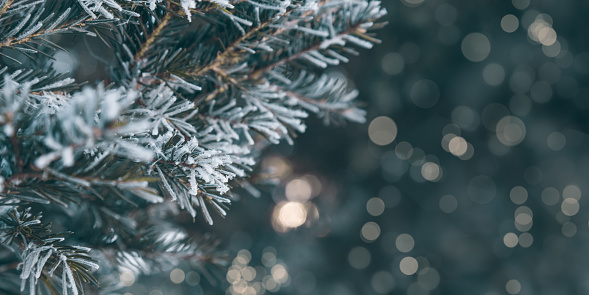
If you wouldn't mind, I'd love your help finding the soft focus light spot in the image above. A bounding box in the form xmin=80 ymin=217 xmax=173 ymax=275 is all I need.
xmin=410 ymin=79 xmax=440 ymax=108
xmin=120 ymin=271 xmax=135 ymax=287
xmin=263 ymin=276 xmax=280 ymax=292
xmin=417 ymin=268 xmax=440 ymax=290
xmin=452 ymin=106 xmax=480 ymax=130
xmin=262 ymin=156 xmax=292 ymax=180
xmin=546 ymin=132 xmax=566 ymax=151
xmin=510 ymin=186 xmax=528 ymax=205
xmin=448 ymin=136 xmax=468 ymax=156
xmin=515 ymin=212 xmax=532 ymax=225
xmin=467 ymin=175 xmax=497 ymax=204
xmin=461 ymin=33 xmax=491 ymax=62
xmin=368 ymin=116 xmax=397 ymax=146
xmin=563 ymin=185 xmax=581 ymax=200
xmin=227 ymin=268 xmax=241 ymax=284
xmin=399 ymin=257 xmax=419 ymax=275
xmin=349 ymin=247 xmax=371 ymax=269
xmin=170 ymin=268 xmax=185 ymax=284
xmin=237 ymin=249 xmax=252 ymax=264
xmin=285 ymin=178 xmax=313 ymax=202
xmin=542 ymin=187 xmax=560 ymax=206
xmin=458 ymin=143 xmax=475 ymax=160
xmin=272 ymin=202 xmax=307 ymax=232
xmin=396 ymin=234 xmax=415 ymax=253
xmin=496 ymin=116 xmax=526 ymax=146
xmin=501 ymin=14 xmax=519 ymax=33
xmin=371 ymin=271 xmax=395 ymax=294
xmin=395 ymin=141 xmax=414 ymax=160
xmin=361 ymin=222 xmax=381 ymax=241
xmin=528 ymin=16 xmax=556 ymax=47
xmin=514 ymin=206 xmax=534 ymax=232
xmin=271 ymin=264 xmax=288 ymax=284
xmin=483 ymin=63 xmax=506 ymax=86
xmin=401 ymin=0 xmax=425 ymax=7
xmin=518 ymin=232 xmax=533 ymax=248
xmin=510 ymin=70 xmax=534 ymax=93
xmin=561 ymin=198 xmax=579 ymax=216
xmin=302 ymin=174 xmax=322 ymax=198
xmin=504 ymin=232 xmax=519 ymax=248
xmin=538 ymin=27 xmax=557 ymax=46
xmin=186 ymin=271 xmax=201 ymax=286
xmin=149 ymin=290 xmax=163 ymax=295
xmin=512 ymin=0 xmax=529 ymax=9
xmin=506 ymin=279 xmax=522 ymax=294
xmin=421 ymin=162 xmax=442 ymax=182
xmin=262 ymin=251 xmax=277 ymax=267
xmin=562 ymin=222 xmax=577 ymax=237
xmin=441 ymin=133 xmax=456 ymax=152
xmin=408 ymin=148 xmax=426 ymax=166
xmin=543 ymin=41 xmax=561 ymax=57
xmin=242 ymin=266 xmax=256 ymax=282
xmin=366 ymin=197 xmax=385 ymax=216
xmin=382 ymin=52 xmax=405 ymax=75
xmin=439 ymin=195 xmax=457 ymax=213
xmin=278 ymin=202 xmax=307 ymax=227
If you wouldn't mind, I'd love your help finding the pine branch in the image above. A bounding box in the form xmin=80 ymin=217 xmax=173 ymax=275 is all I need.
xmin=0 ymin=1 xmax=387 ymax=293
xmin=0 ymin=207 xmax=99 ymax=295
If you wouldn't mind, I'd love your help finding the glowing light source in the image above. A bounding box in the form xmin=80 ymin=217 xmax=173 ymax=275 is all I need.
xmin=366 ymin=197 xmax=385 ymax=216
xmin=448 ymin=136 xmax=468 ymax=156
xmin=461 ymin=33 xmax=491 ymax=62
xmin=170 ymin=268 xmax=185 ymax=284
xmin=421 ymin=162 xmax=442 ymax=182
xmin=399 ymin=257 xmax=419 ymax=275
xmin=272 ymin=202 xmax=307 ymax=232
xmin=361 ymin=222 xmax=381 ymax=241
xmin=285 ymin=178 xmax=313 ymax=202
xmin=483 ymin=63 xmax=506 ymax=86
xmin=368 ymin=116 xmax=398 ymax=146
xmin=506 ymin=279 xmax=522 ymax=294
xmin=348 ymin=247 xmax=371 ymax=269
xmin=439 ymin=195 xmax=457 ymax=213
xmin=541 ymin=187 xmax=560 ymax=205
xmin=501 ymin=14 xmax=519 ymax=33
xmin=510 ymin=186 xmax=528 ymax=205
xmin=120 ymin=271 xmax=135 ymax=287
xmin=503 ymin=232 xmax=518 ymax=248
xmin=271 ymin=264 xmax=289 ymax=284
xmin=496 ymin=116 xmax=526 ymax=146
xmin=396 ymin=234 xmax=415 ymax=253
xmin=561 ymin=198 xmax=579 ymax=216
xmin=563 ymin=184 xmax=581 ymax=200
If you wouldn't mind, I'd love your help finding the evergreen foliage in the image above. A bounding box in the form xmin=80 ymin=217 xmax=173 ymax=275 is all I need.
xmin=0 ymin=0 xmax=386 ymax=293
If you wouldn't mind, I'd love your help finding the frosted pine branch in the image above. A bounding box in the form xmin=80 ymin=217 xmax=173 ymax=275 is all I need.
xmin=0 ymin=0 xmax=385 ymax=293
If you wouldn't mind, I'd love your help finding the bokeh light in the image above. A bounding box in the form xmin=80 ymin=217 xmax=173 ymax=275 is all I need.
xmin=461 ymin=33 xmax=491 ymax=62
xmin=368 ymin=116 xmax=398 ymax=145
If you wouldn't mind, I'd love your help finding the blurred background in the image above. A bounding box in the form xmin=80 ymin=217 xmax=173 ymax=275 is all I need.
xmin=52 ymin=0 xmax=589 ymax=294
xmin=210 ymin=0 xmax=589 ymax=294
